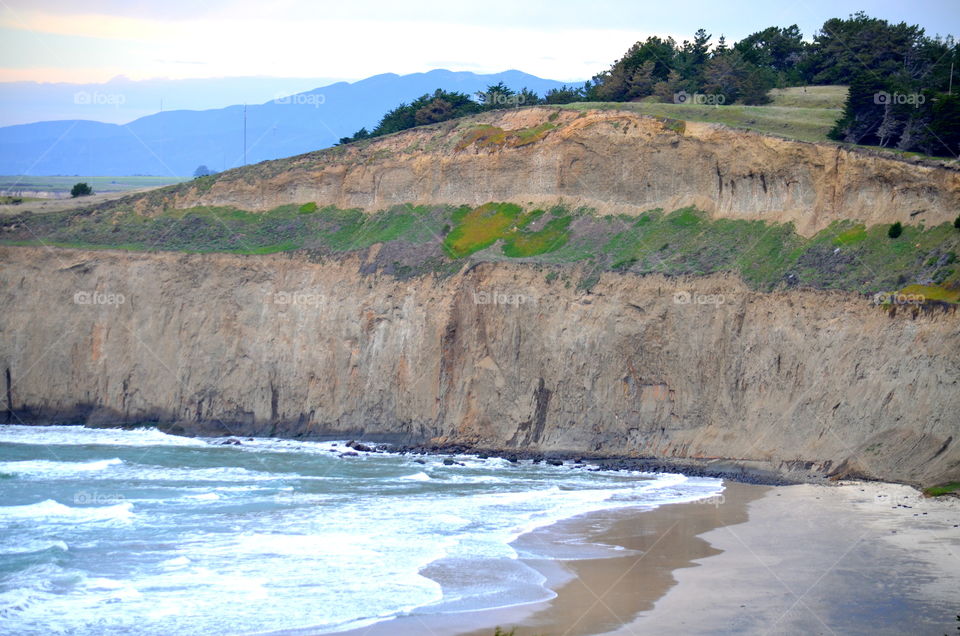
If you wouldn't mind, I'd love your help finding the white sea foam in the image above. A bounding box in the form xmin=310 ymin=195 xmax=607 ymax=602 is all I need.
xmin=446 ymin=474 xmax=507 ymax=484
xmin=0 ymin=425 xmax=206 ymax=447
xmin=0 ymin=426 xmax=725 ymax=635
xmin=185 ymin=492 xmax=220 ymax=501
xmin=13 ymin=461 xmax=300 ymax=484
xmin=0 ymin=538 xmax=68 ymax=555
xmin=430 ymin=514 xmax=471 ymax=527
xmin=0 ymin=499 xmax=134 ymax=523
xmin=159 ymin=556 xmax=191 ymax=568
xmin=399 ymin=471 xmax=431 ymax=481
xmin=0 ymin=458 xmax=124 ymax=477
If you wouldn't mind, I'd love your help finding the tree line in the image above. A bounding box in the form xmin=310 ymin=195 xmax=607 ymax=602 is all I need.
xmin=337 ymin=12 xmax=958 ymax=158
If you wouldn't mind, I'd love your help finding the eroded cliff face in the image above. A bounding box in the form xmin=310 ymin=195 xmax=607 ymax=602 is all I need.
xmin=2 ymin=246 xmax=957 ymax=485
xmin=144 ymin=108 xmax=960 ymax=236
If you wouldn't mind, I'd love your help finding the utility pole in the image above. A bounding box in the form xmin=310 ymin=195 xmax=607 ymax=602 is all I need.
xmin=243 ymin=104 xmax=247 ymax=166
xmin=950 ymin=62 xmax=954 ymax=95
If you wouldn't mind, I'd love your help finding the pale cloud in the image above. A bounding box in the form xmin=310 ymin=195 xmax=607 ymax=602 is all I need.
xmin=0 ymin=6 xmax=655 ymax=82
xmin=1 ymin=10 xmax=170 ymax=40
xmin=2 ymin=0 xmax=956 ymax=84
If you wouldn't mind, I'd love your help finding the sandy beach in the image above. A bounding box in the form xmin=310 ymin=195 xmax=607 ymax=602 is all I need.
xmin=331 ymin=480 xmax=960 ymax=636
xmin=604 ymin=481 xmax=960 ymax=636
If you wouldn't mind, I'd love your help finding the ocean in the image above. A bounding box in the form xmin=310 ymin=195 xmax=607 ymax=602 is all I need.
xmin=0 ymin=425 xmax=723 ymax=634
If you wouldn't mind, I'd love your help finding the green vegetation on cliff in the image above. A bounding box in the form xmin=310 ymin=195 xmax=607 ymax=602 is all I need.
xmin=442 ymin=202 xmax=571 ymax=258
xmin=3 ymin=201 xmax=959 ymax=301
xmin=923 ymin=482 xmax=960 ymax=497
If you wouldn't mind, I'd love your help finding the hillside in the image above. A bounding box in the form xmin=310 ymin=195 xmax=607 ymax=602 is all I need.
xmin=0 ymin=70 xmax=572 ymax=176
xmin=1 ymin=106 xmax=958 ymax=487
xmin=5 ymin=106 xmax=958 ymax=296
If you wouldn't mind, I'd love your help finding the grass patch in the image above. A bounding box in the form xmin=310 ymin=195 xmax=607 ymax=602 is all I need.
xmin=3 ymin=199 xmax=959 ymax=294
xmin=444 ymin=203 xmax=574 ymax=258
xmin=512 ymin=122 xmax=556 ymax=147
xmin=834 ymin=225 xmax=867 ymax=245
xmin=443 ymin=202 xmax=524 ymax=257
xmin=767 ymin=86 xmax=848 ymax=109
xmin=922 ymin=482 xmax=960 ymax=497
xmin=503 ymin=216 xmax=572 ymax=257
xmin=899 ymin=284 xmax=960 ymax=303
xmin=655 ymin=116 xmax=686 ymax=135
xmin=455 ymin=123 xmax=556 ymax=152
xmin=560 ymin=100 xmax=840 ymax=143
xmin=668 ymin=207 xmax=701 ymax=227
xmin=455 ymin=125 xmax=507 ymax=151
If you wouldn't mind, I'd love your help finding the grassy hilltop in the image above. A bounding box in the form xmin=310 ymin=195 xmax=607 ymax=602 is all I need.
xmin=561 ymin=86 xmax=847 ymax=144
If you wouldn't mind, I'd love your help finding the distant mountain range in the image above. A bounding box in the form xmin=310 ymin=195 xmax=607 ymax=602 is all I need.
xmin=0 ymin=76 xmax=344 ymax=127
xmin=0 ymin=70 xmax=573 ymax=176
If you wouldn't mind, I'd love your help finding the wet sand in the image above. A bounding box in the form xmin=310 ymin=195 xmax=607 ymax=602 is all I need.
xmin=331 ymin=480 xmax=960 ymax=636
xmin=334 ymin=481 xmax=767 ymax=636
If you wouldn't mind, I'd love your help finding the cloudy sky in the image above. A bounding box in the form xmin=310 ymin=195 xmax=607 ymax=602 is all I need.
xmin=1 ymin=0 xmax=957 ymax=84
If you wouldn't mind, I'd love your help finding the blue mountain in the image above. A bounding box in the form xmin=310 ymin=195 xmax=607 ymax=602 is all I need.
xmin=0 ymin=70 xmax=575 ymax=176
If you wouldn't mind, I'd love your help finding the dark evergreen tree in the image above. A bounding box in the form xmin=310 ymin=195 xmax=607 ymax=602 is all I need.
xmin=544 ymin=85 xmax=585 ymax=104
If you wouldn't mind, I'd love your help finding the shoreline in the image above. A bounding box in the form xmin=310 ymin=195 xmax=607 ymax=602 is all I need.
xmin=328 ymin=480 xmax=960 ymax=636
xmin=5 ymin=424 xmax=958 ymax=634
xmin=322 ymin=481 xmax=768 ymax=636
xmin=390 ymin=442 xmax=803 ymax=486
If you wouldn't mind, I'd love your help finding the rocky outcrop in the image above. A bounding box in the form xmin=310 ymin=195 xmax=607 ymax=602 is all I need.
xmin=1 ymin=246 xmax=957 ymax=486
xmin=141 ymin=108 xmax=960 ymax=236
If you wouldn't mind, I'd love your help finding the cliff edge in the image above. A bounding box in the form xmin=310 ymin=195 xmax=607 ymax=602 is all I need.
xmin=1 ymin=107 xmax=958 ymax=487
xmin=129 ymin=107 xmax=960 ymax=236
xmin=1 ymin=246 xmax=957 ymax=486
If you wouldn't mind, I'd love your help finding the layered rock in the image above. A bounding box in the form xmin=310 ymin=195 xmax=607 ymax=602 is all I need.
xmin=140 ymin=108 xmax=960 ymax=236
xmin=2 ymin=246 xmax=957 ymax=486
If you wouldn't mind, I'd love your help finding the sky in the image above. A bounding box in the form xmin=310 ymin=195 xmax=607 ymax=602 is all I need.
xmin=0 ymin=0 xmax=958 ymax=85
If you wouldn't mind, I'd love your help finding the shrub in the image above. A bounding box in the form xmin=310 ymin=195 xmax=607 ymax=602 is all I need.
xmin=887 ymin=222 xmax=903 ymax=239
xmin=70 ymin=182 xmax=92 ymax=197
